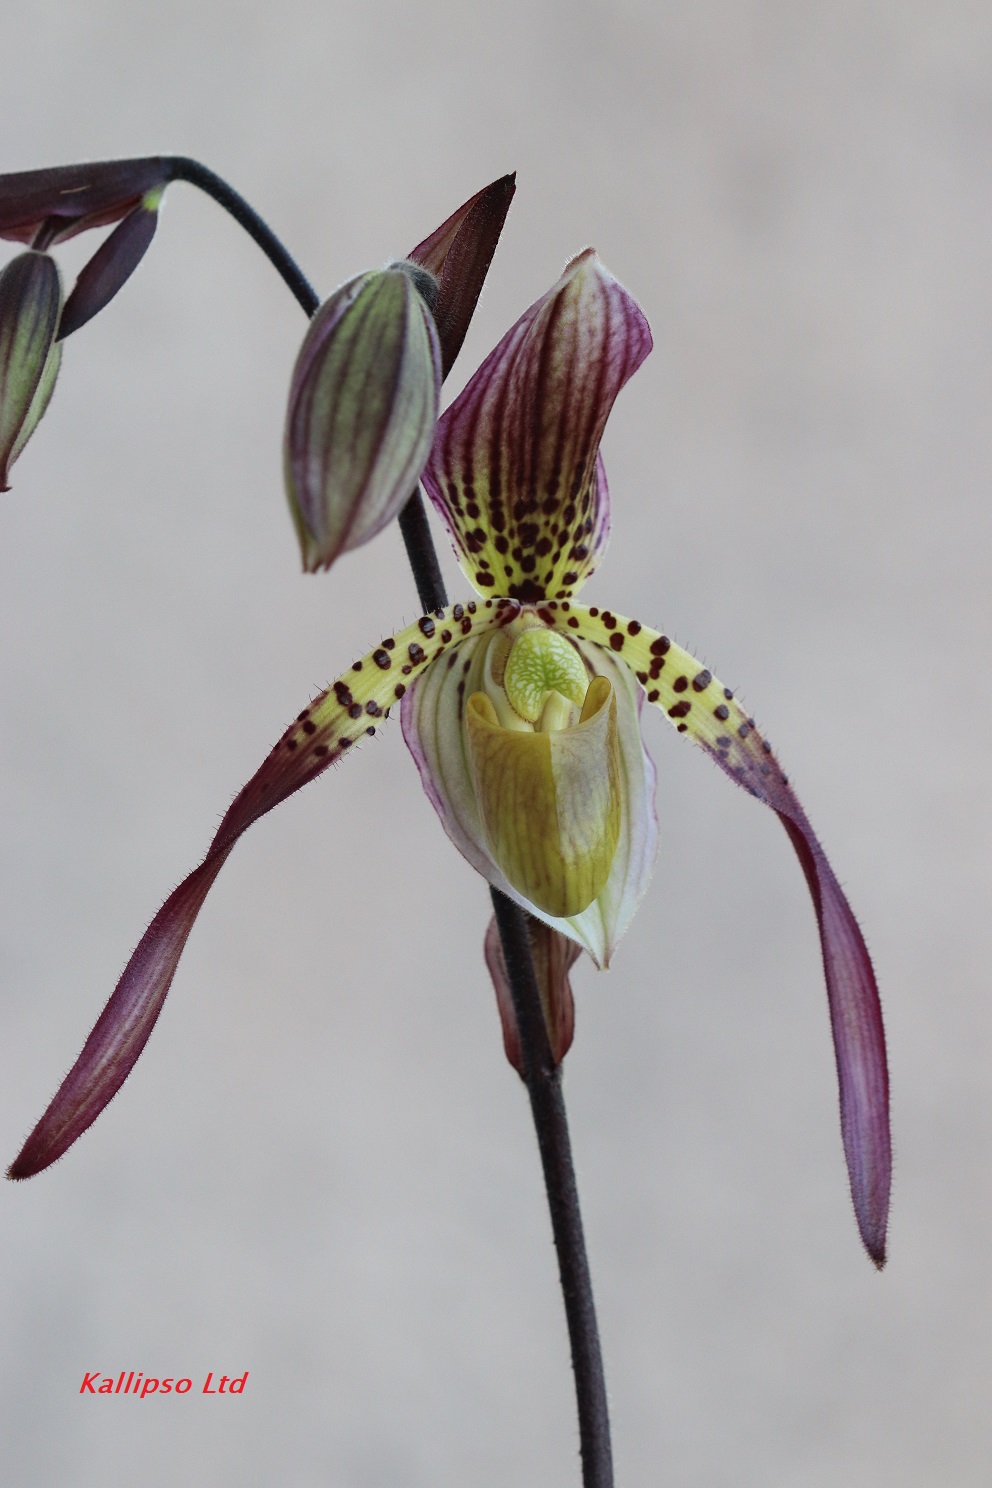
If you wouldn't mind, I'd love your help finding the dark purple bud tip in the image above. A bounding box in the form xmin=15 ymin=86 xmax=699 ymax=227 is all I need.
xmin=0 ymin=157 xmax=169 ymax=246
xmin=409 ymin=173 xmax=516 ymax=378
xmin=58 ymin=195 xmax=160 ymax=339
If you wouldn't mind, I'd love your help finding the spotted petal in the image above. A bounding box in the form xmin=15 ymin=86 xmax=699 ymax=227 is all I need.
xmin=8 ymin=600 xmax=520 ymax=1178
xmin=421 ymin=251 xmax=652 ymax=604
xmin=565 ymin=601 xmax=891 ymax=1266
xmin=401 ymin=609 xmax=658 ymax=967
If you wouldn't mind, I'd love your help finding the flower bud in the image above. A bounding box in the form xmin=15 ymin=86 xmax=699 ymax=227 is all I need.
xmin=0 ymin=251 xmax=62 ymax=491
xmin=283 ymin=264 xmax=441 ymax=572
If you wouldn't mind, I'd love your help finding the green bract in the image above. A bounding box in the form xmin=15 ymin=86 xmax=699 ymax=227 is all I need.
xmin=0 ymin=252 xmax=62 ymax=491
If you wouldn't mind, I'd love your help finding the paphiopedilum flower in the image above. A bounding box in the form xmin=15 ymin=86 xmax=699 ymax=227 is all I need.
xmin=0 ymin=158 xmax=168 ymax=483
xmin=9 ymin=249 xmax=890 ymax=1268
xmin=0 ymin=158 xmax=167 ymax=338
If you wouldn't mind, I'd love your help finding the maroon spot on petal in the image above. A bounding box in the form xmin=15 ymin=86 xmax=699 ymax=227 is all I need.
xmin=394 ymin=683 xmax=406 ymax=699
xmin=647 ymin=689 xmax=659 ymax=702
xmin=302 ymin=720 xmax=317 ymax=735
xmin=419 ymin=617 xmax=436 ymax=637
xmin=673 ymin=676 xmax=689 ymax=693
xmin=668 ymin=700 xmax=691 ymax=719
xmin=609 ymin=633 xmax=624 ymax=652
xmin=373 ymin=649 xmax=391 ymax=670
xmin=692 ymin=669 xmax=712 ymax=693
xmin=650 ymin=636 xmax=671 ymax=657
xmin=408 ymin=642 xmax=426 ymax=665
xmin=507 ymin=578 xmax=545 ymax=603
xmin=601 ymin=612 xmax=616 ymax=630
xmin=714 ymin=703 xmax=730 ymax=721
xmin=627 ymin=620 xmax=642 ymax=636
xmin=348 ymin=704 xmax=362 ymax=719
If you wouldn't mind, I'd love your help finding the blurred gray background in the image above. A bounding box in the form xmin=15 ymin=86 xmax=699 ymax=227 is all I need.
xmin=1 ymin=1 xmax=989 ymax=1484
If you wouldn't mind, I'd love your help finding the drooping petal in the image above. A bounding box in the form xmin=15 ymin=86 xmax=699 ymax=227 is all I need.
xmin=8 ymin=600 xmax=520 ymax=1179
xmin=0 ymin=252 xmax=62 ymax=490
xmin=284 ymin=266 xmax=441 ymax=571
xmin=421 ymin=251 xmax=652 ymax=603
xmin=58 ymin=193 xmax=161 ymax=339
xmin=0 ymin=157 xmax=169 ymax=246
xmin=566 ymin=601 xmax=891 ymax=1266
xmin=484 ymin=914 xmax=579 ymax=1077
xmin=408 ymin=173 xmax=516 ymax=378
xmin=401 ymin=610 xmax=658 ymax=967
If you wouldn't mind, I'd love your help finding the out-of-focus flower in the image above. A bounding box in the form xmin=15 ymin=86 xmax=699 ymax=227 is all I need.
xmin=9 ymin=248 xmax=890 ymax=1271
xmin=0 ymin=158 xmax=169 ymax=486
xmin=0 ymin=158 xmax=168 ymax=338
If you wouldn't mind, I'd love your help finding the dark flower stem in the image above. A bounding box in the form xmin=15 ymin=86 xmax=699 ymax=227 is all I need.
xmin=489 ymin=889 xmax=614 ymax=1488
xmin=165 ymin=157 xmax=320 ymax=317
xmin=179 ymin=161 xmax=612 ymax=1487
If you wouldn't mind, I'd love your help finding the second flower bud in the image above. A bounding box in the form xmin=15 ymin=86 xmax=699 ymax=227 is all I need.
xmin=283 ymin=263 xmax=441 ymax=572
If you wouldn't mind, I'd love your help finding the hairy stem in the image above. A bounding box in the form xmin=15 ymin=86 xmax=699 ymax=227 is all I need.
xmin=165 ymin=157 xmax=320 ymax=316
xmin=490 ymin=890 xmax=613 ymax=1488
xmin=179 ymin=161 xmax=613 ymax=1483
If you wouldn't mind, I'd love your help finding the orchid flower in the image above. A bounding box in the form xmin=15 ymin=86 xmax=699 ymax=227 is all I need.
xmin=9 ymin=248 xmax=890 ymax=1267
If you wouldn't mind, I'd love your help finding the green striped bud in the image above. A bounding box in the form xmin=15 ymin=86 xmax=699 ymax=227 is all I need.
xmin=0 ymin=252 xmax=62 ymax=491
xmin=284 ymin=264 xmax=441 ymax=572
